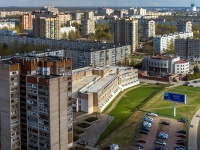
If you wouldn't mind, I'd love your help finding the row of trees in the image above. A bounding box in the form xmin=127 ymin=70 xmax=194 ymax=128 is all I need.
xmin=184 ymin=65 xmax=200 ymax=81
xmin=0 ymin=41 xmax=49 ymax=56
xmin=156 ymin=24 xmax=177 ymax=35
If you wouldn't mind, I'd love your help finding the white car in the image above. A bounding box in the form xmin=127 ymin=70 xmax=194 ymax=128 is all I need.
xmin=156 ymin=141 xmax=166 ymax=145
xmin=147 ymin=112 xmax=158 ymax=117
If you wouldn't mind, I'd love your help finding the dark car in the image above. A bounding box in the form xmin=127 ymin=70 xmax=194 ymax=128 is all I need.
xmin=177 ymin=130 xmax=186 ymax=134
xmin=179 ymin=118 xmax=188 ymax=123
xmin=77 ymin=140 xmax=87 ymax=146
xmin=176 ymin=142 xmax=186 ymax=146
xmin=161 ymin=121 xmax=170 ymax=125
xmin=141 ymin=127 xmax=150 ymax=132
xmin=177 ymin=134 xmax=186 ymax=138
xmin=177 ymin=139 xmax=187 ymax=143
xmin=155 ymin=146 xmax=166 ymax=150
xmin=175 ymin=146 xmax=185 ymax=150
xmin=134 ymin=144 xmax=143 ymax=149
xmin=136 ymin=140 xmax=146 ymax=143
xmin=139 ymin=130 xmax=148 ymax=134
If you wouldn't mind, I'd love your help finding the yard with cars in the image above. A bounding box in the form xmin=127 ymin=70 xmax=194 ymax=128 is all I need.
xmin=97 ymin=84 xmax=200 ymax=150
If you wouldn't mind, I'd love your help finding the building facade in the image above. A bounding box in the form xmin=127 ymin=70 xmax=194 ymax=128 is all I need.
xmin=153 ymin=32 xmax=193 ymax=54
xmin=142 ymin=55 xmax=189 ymax=76
xmin=33 ymin=16 xmax=61 ymax=40
xmin=175 ymin=38 xmax=200 ymax=61
xmin=113 ymin=18 xmax=138 ymax=52
xmin=19 ymin=14 xmax=35 ymax=33
xmin=65 ymin=45 xmax=131 ymax=69
xmin=81 ymin=12 xmax=95 ymax=35
xmin=0 ymin=56 xmax=73 ymax=150
xmin=140 ymin=19 xmax=155 ymax=41
xmin=176 ymin=21 xmax=192 ymax=33
xmin=72 ymin=66 xmax=139 ymax=113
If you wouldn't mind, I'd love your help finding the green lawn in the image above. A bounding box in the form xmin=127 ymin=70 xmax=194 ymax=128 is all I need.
xmin=98 ymin=84 xmax=161 ymax=142
xmin=142 ymin=86 xmax=200 ymax=120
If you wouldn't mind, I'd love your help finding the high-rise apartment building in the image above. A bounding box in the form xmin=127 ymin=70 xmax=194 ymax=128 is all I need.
xmin=81 ymin=12 xmax=95 ymax=35
xmin=32 ymin=6 xmax=61 ymax=40
xmin=140 ymin=20 xmax=155 ymax=41
xmin=176 ymin=21 xmax=192 ymax=33
xmin=113 ymin=18 xmax=138 ymax=52
xmin=0 ymin=56 xmax=73 ymax=150
xmin=0 ymin=63 xmax=21 ymax=150
xmin=33 ymin=16 xmax=61 ymax=40
xmin=19 ymin=14 xmax=35 ymax=33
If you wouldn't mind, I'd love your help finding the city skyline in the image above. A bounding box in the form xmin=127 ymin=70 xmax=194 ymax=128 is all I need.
xmin=0 ymin=0 xmax=199 ymax=7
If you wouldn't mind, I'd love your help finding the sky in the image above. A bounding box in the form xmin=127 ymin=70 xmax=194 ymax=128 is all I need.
xmin=0 ymin=0 xmax=199 ymax=7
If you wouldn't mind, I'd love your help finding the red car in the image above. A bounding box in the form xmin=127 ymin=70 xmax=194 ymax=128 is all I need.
xmin=136 ymin=140 xmax=146 ymax=143
xmin=176 ymin=142 xmax=186 ymax=146
xmin=177 ymin=134 xmax=186 ymax=138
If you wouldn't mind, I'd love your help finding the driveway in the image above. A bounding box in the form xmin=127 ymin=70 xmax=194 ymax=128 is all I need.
xmin=189 ymin=108 xmax=200 ymax=150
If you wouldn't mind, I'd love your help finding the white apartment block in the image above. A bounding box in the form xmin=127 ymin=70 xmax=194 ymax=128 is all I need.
xmin=153 ymin=32 xmax=193 ymax=54
xmin=72 ymin=66 xmax=139 ymax=113
xmin=128 ymin=8 xmax=147 ymax=16
xmin=140 ymin=19 xmax=155 ymax=41
xmin=142 ymin=55 xmax=189 ymax=76
xmin=81 ymin=11 xmax=95 ymax=35
xmin=0 ymin=22 xmax=15 ymax=30
xmin=175 ymin=38 xmax=200 ymax=61
xmin=97 ymin=7 xmax=114 ymax=15
xmin=60 ymin=26 xmax=76 ymax=39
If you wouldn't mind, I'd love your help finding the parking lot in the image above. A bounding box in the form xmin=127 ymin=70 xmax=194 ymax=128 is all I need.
xmin=134 ymin=115 xmax=187 ymax=150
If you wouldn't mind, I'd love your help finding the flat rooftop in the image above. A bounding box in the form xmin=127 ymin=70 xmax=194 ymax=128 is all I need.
xmin=80 ymin=74 xmax=117 ymax=93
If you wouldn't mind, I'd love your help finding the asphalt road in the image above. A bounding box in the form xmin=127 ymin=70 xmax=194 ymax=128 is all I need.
xmin=188 ymin=108 xmax=200 ymax=150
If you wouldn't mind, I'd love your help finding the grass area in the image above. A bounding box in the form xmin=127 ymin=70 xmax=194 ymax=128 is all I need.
xmin=142 ymin=86 xmax=200 ymax=120
xmin=98 ymin=84 xmax=161 ymax=143
xmin=198 ymin=122 xmax=200 ymax=150
xmin=73 ymin=135 xmax=80 ymax=142
xmin=77 ymin=122 xmax=91 ymax=128
xmin=74 ymin=128 xmax=85 ymax=135
xmin=85 ymin=117 xmax=98 ymax=122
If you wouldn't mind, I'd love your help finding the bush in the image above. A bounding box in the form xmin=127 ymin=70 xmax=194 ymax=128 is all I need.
xmin=73 ymin=135 xmax=79 ymax=142
xmin=77 ymin=122 xmax=91 ymax=128
xmin=85 ymin=117 xmax=98 ymax=122
xmin=74 ymin=128 xmax=85 ymax=135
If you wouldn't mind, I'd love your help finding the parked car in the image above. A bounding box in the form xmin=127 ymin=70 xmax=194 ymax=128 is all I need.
xmin=177 ymin=139 xmax=187 ymax=143
xmin=139 ymin=130 xmax=148 ymax=134
xmin=177 ymin=134 xmax=186 ymax=138
xmin=179 ymin=118 xmax=188 ymax=123
xmin=176 ymin=142 xmax=186 ymax=146
xmin=155 ymin=146 xmax=166 ymax=150
xmin=77 ymin=140 xmax=87 ymax=146
xmin=175 ymin=146 xmax=185 ymax=150
xmin=147 ymin=112 xmax=158 ymax=117
xmin=156 ymin=141 xmax=166 ymax=145
xmin=136 ymin=140 xmax=146 ymax=143
xmin=144 ymin=117 xmax=153 ymax=122
xmin=158 ymin=132 xmax=168 ymax=139
xmin=177 ymin=130 xmax=186 ymax=134
xmin=141 ymin=127 xmax=150 ymax=132
xmin=134 ymin=144 xmax=143 ymax=149
xmin=161 ymin=121 xmax=170 ymax=125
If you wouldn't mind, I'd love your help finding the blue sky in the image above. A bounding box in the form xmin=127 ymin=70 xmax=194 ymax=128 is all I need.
xmin=0 ymin=0 xmax=199 ymax=7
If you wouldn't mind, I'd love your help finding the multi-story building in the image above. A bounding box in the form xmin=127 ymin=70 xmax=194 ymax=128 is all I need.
xmin=72 ymin=66 xmax=139 ymax=113
xmin=0 ymin=62 xmax=21 ymax=150
xmin=0 ymin=21 xmax=15 ymax=30
xmin=113 ymin=18 xmax=138 ymax=52
xmin=65 ymin=45 xmax=131 ymax=69
xmin=58 ymin=14 xmax=72 ymax=26
xmin=97 ymin=7 xmax=113 ymax=15
xmin=19 ymin=14 xmax=35 ymax=33
xmin=128 ymin=7 xmax=146 ymax=16
xmin=153 ymin=32 xmax=193 ymax=54
xmin=81 ymin=12 xmax=95 ymax=35
xmin=33 ymin=16 xmax=61 ymax=40
xmin=175 ymin=38 xmax=200 ymax=61
xmin=142 ymin=55 xmax=189 ymax=76
xmin=0 ymin=56 xmax=73 ymax=150
xmin=140 ymin=19 xmax=155 ymax=41
xmin=176 ymin=21 xmax=192 ymax=33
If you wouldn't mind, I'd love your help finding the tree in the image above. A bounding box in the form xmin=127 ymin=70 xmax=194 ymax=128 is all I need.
xmin=71 ymin=22 xmax=81 ymax=32
xmin=62 ymin=32 xmax=67 ymax=40
xmin=68 ymin=30 xmax=81 ymax=41
xmin=193 ymin=65 xmax=200 ymax=74
xmin=165 ymin=41 xmax=174 ymax=54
